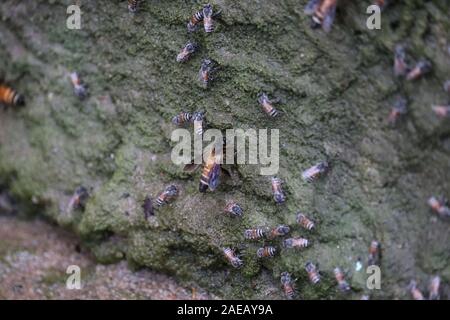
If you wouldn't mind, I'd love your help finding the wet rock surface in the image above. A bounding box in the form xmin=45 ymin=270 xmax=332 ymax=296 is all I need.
xmin=0 ymin=1 xmax=449 ymax=299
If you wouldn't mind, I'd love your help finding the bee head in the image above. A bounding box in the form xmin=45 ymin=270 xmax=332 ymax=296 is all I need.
xmin=203 ymin=3 xmax=213 ymax=17
xmin=15 ymin=94 xmax=25 ymax=106
xmin=417 ymin=59 xmax=432 ymax=73
xmin=186 ymin=42 xmax=197 ymax=53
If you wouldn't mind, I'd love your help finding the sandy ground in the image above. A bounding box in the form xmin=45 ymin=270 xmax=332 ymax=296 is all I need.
xmin=0 ymin=214 xmax=213 ymax=300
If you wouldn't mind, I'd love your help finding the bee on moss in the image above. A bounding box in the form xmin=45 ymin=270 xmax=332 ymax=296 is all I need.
xmin=69 ymin=72 xmax=88 ymax=99
xmin=156 ymin=185 xmax=178 ymax=207
xmin=394 ymin=44 xmax=408 ymax=77
xmin=187 ymin=8 xmax=204 ymax=32
xmin=408 ymin=280 xmax=424 ymax=300
xmin=257 ymin=246 xmax=277 ymax=258
xmin=223 ymin=247 xmax=243 ymax=268
xmin=224 ymin=201 xmax=243 ymax=217
xmin=198 ymin=59 xmax=218 ymax=89
xmin=142 ymin=196 xmax=154 ymax=219
xmin=296 ymin=213 xmax=315 ymax=230
xmin=304 ymin=0 xmax=338 ymax=33
xmin=432 ymin=105 xmax=450 ymax=118
xmin=176 ymin=42 xmax=197 ymax=63
xmin=305 ymin=261 xmax=321 ymax=284
xmin=368 ymin=240 xmax=381 ymax=266
xmin=271 ymin=177 xmax=286 ymax=204
xmin=172 ymin=111 xmax=193 ymax=126
xmin=257 ymin=93 xmax=280 ymax=118
xmin=280 ymin=272 xmax=296 ymax=300
xmin=429 ymin=276 xmax=441 ymax=300
xmin=128 ymin=0 xmax=139 ymax=13
xmin=268 ymin=225 xmax=290 ymax=240
xmin=302 ymin=161 xmax=330 ymax=182
xmin=0 ymin=83 xmax=25 ymax=107
xmin=244 ymin=228 xmax=267 ymax=240
xmin=203 ymin=3 xmax=221 ymax=33
xmin=193 ymin=111 xmax=205 ymax=136
xmin=406 ymin=59 xmax=432 ymax=81
xmin=334 ymin=267 xmax=351 ymax=292
xmin=387 ymin=97 xmax=408 ymax=125
xmin=67 ymin=186 xmax=89 ymax=212
xmin=427 ymin=196 xmax=450 ymax=217
xmin=283 ymin=237 xmax=309 ymax=249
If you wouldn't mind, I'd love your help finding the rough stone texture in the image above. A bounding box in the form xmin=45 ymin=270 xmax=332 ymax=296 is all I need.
xmin=0 ymin=0 xmax=449 ymax=299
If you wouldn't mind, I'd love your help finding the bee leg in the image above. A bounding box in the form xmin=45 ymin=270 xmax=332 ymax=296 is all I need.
xmin=212 ymin=10 xmax=222 ymax=19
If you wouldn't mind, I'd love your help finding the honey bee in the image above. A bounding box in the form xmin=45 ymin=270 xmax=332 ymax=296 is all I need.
xmin=223 ymin=247 xmax=243 ymax=268
xmin=406 ymin=59 xmax=432 ymax=81
xmin=257 ymin=246 xmax=277 ymax=258
xmin=283 ymin=237 xmax=309 ymax=249
xmin=69 ymin=72 xmax=88 ymax=99
xmin=387 ymin=97 xmax=408 ymax=125
xmin=271 ymin=177 xmax=286 ymax=204
xmin=244 ymin=228 xmax=267 ymax=240
xmin=171 ymin=111 xmax=193 ymax=126
xmin=193 ymin=111 xmax=205 ymax=136
xmin=432 ymin=105 xmax=450 ymax=118
xmin=187 ymin=8 xmax=204 ymax=32
xmin=334 ymin=267 xmax=351 ymax=292
xmin=203 ymin=4 xmax=218 ymax=33
xmin=67 ymin=186 xmax=89 ymax=212
xmin=268 ymin=225 xmax=290 ymax=239
xmin=0 ymin=83 xmax=25 ymax=107
xmin=128 ymin=0 xmax=139 ymax=13
xmin=257 ymin=93 xmax=280 ymax=118
xmin=394 ymin=44 xmax=408 ymax=77
xmin=368 ymin=240 xmax=381 ymax=266
xmin=176 ymin=42 xmax=197 ymax=63
xmin=199 ymin=145 xmax=222 ymax=193
xmin=156 ymin=185 xmax=178 ymax=207
xmin=428 ymin=276 xmax=440 ymax=300
xmin=304 ymin=0 xmax=338 ymax=33
xmin=408 ymin=280 xmax=424 ymax=300
xmin=280 ymin=272 xmax=296 ymax=300
xmin=296 ymin=213 xmax=315 ymax=230
xmin=427 ymin=196 xmax=450 ymax=217
xmin=142 ymin=196 xmax=154 ymax=219
xmin=302 ymin=161 xmax=330 ymax=182
xmin=305 ymin=261 xmax=321 ymax=284
xmin=444 ymin=80 xmax=450 ymax=93
xmin=224 ymin=201 xmax=243 ymax=217
xmin=198 ymin=59 xmax=217 ymax=89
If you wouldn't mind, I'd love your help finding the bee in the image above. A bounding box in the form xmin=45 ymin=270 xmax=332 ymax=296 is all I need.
xmin=432 ymin=105 xmax=450 ymax=118
xmin=271 ymin=177 xmax=286 ymax=204
xmin=0 ymin=83 xmax=25 ymax=107
xmin=142 ymin=196 xmax=154 ymax=219
xmin=388 ymin=97 xmax=408 ymax=125
xmin=224 ymin=201 xmax=243 ymax=217
xmin=128 ymin=0 xmax=139 ymax=13
xmin=394 ymin=44 xmax=408 ymax=77
xmin=427 ymin=196 xmax=450 ymax=217
xmin=171 ymin=111 xmax=193 ymax=126
xmin=368 ymin=240 xmax=381 ymax=266
xmin=304 ymin=0 xmax=338 ymax=33
xmin=69 ymin=72 xmax=88 ymax=99
xmin=408 ymin=280 xmax=424 ymax=300
xmin=283 ymin=237 xmax=309 ymax=249
xmin=67 ymin=186 xmax=89 ymax=212
xmin=203 ymin=4 xmax=217 ymax=33
xmin=406 ymin=59 xmax=432 ymax=81
xmin=244 ymin=228 xmax=267 ymax=240
xmin=296 ymin=213 xmax=315 ymax=230
xmin=428 ymin=276 xmax=440 ymax=300
xmin=334 ymin=267 xmax=351 ymax=292
xmin=305 ymin=261 xmax=321 ymax=284
xmin=156 ymin=185 xmax=178 ymax=207
xmin=444 ymin=80 xmax=450 ymax=93
xmin=187 ymin=8 xmax=204 ymax=32
xmin=192 ymin=111 xmax=205 ymax=136
xmin=176 ymin=42 xmax=197 ymax=63
xmin=257 ymin=93 xmax=280 ymax=118
xmin=257 ymin=246 xmax=277 ymax=258
xmin=222 ymin=247 xmax=243 ymax=268
xmin=302 ymin=161 xmax=330 ymax=182
xmin=198 ymin=59 xmax=217 ymax=89
xmin=268 ymin=225 xmax=290 ymax=240
xmin=280 ymin=272 xmax=296 ymax=300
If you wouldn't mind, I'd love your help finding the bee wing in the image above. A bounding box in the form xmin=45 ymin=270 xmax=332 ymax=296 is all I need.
xmin=304 ymin=0 xmax=321 ymax=15
xmin=208 ymin=163 xmax=221 ymax=191
xmin=322 ymin=3 xmax=337 ymax=33
xmin=183 ymin=164 xmax=201 ymax=172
